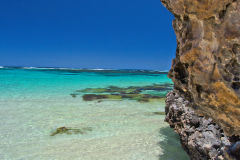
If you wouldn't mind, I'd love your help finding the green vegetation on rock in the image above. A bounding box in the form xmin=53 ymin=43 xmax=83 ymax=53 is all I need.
xmin=71 ymin=83 xmax=173 ymax=103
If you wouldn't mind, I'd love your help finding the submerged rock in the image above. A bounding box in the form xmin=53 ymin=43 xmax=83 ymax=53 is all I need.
xmin=82 ymin=94 xmax=109 ymax=101
xmin=50 ymin=126 xmax=92 ymax=136
xmin=82 ymin=93 xmax=164 ymax=102
xmin=79 ymin=88 xmax=108 ymax=93
xmin=77 ymin=84 xmax=171 ymax=103
xmin=152 ymin=111 xmax=165 ymax=115
xmin=82 ymin=94 xmax=123 ymax=101
xmin=70 ymin=93 xmax=78 ymax=98
xmin=77 ymin=84 xmax=173 ymax=95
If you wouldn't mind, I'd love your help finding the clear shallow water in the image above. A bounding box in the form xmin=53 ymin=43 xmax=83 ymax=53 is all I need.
xmin=0 ymin=68 xmax=189 ymax=160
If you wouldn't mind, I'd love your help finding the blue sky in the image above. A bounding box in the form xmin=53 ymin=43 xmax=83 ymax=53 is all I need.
xmin=0 ymin=0 xmax=175 ymax=70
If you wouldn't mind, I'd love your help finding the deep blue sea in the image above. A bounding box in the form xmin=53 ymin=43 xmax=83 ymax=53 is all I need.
xmin=0 ymin=67 xmax=189 ymax=160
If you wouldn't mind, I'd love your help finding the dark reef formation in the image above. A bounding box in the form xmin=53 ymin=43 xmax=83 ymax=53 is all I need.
xmin=70 ymin=84 xmax=173 ymax=103
xmin=160 ymin=0 xmax=240 ymax=159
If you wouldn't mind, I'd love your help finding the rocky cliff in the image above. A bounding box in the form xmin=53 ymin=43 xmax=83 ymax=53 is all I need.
xmin=160 ymin=0 xmax=240 ymax=159
xmin=166 ymin=91 xmax=235 ymax=159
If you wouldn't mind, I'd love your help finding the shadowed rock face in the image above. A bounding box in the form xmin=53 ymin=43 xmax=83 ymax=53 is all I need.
xmin=161 ymin=0 xmax=240 ymax=136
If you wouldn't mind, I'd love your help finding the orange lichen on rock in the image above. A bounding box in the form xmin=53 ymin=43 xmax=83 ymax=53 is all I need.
xmin=211 ymin=82 xmax=240 ymax=106
xmin=161 ymin=0 xmax=240 ymax=136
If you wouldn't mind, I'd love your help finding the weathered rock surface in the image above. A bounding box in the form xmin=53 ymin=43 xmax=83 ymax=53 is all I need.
xmin=166 ymin=91 xmax=232 ymax=159
xmin=160 ymin=0 xmax=240 ymax=159
xmin=161 ymin=0 xmax=240 ymax=137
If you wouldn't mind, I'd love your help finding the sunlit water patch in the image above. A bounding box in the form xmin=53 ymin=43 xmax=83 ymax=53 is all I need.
xmin=0 ymin=68 xmax=189 ymax=160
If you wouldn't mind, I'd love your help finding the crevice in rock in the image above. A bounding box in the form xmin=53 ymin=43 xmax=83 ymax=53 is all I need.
xmin=232 ymin=82 xmax=240 ymax=90
xmin=232 ymin=44 xmax=240 ymax=55
xmin=174 ymin=62 xmax=188 ymax=84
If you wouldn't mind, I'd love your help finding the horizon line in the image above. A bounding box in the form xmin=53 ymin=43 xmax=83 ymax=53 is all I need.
xmin=0 ymin=65 xmax=170 ymax=72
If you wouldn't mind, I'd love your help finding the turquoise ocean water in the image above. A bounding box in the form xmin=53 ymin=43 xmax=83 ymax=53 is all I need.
xmin=0 ymin=67 xmax=189 ymax=160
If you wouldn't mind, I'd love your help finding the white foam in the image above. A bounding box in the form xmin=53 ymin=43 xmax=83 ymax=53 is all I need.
xmin=23 ymin=67 xmax=37 ymax=69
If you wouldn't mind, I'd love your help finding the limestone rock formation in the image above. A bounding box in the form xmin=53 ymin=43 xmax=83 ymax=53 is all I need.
xmin=161 ymin=0 xmax=240 ymax=137
xmin=166 ymin=91 xmax=231 ymax=159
